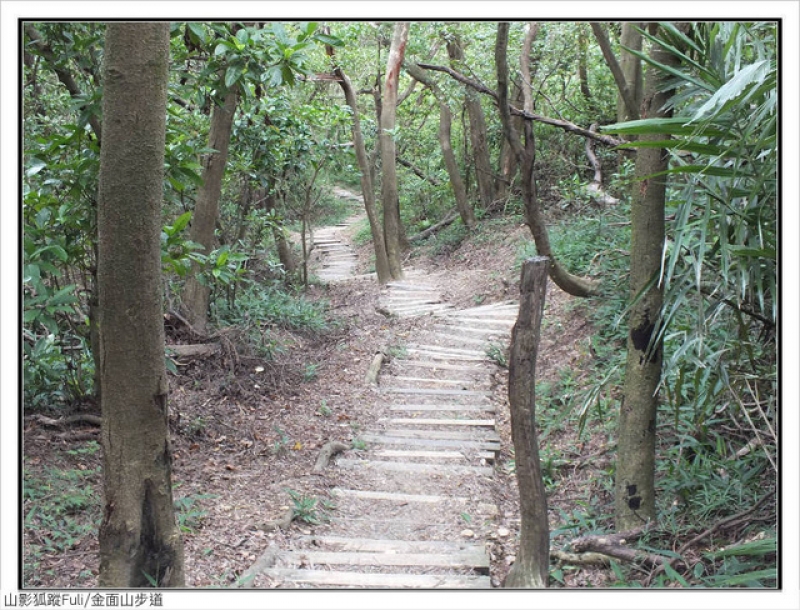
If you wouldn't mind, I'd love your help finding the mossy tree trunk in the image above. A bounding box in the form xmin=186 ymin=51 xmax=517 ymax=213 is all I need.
xmin=96 ymin=22 xmax=184 ymax=587
xmin=380 ymin=22 xmax=410 ymax=281
xmin=615 ymin=25 xmax=677 ymax=531
xmin=180 ymin=86 xmax=238 ymax=335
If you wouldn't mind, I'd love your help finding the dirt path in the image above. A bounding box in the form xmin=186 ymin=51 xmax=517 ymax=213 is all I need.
xmin=247 ymin=189 xmax=519 ymax=588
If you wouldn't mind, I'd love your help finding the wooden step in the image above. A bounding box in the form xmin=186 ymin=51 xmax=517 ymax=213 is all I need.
xmin=263 ymin=568 xmax=491 ymax=588
xmin=388 ymin=418 xmax=495 ymax=427
xmin=335 ymin=458 xmax=494 ymax=477
xmin=361 ymin=433 xmax=500 ymax=451
xmin=374 ymin=449 xmax=496 ymax=461
xmin=383 ymin=387 xmax=491 ymax=397
xmin=391 ymin=360 xmax=485 ymax=373
xmin=280 ymin=549 xmax=489 ymax=569
xmin=390 ymin=376 xmax=487 ymax=387
xmin=379 ymin=428 xmax=501 ymax=442
xmin=389 ymin=403 xmax=495 ymax=413
xmin=330 ymin=488 xmax=466 ymax=504
xmin=298 ymin=535 xmax=483 ymax=554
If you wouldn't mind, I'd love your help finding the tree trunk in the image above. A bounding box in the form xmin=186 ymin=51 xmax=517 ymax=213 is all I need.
xmin=380 ymin=22 xmax=410 ymax=281
xmin=405 ymin=62 xmax=475 ymax=230
xmin=446 ymin=28 xmax=495 ymax=210
xmin=617 ymin=22 xmax=644 ymax=122
xmin=495 ymin=22 xmax=599 ymax=298
xmin=263 ymin=190 xmax=298 ymax=276
xmin=615 ymin=25 xmax=676 ymax=531
xmin=504 ymin=256 xmax=550 ymax=588
xmin=96 ymin=22 xmax=184 ymax=587
xmin=330 ymin=61 xmax=391 ymax=284
xmin=181 ymin=87 xmax=238 ymax=335
xmin=578 ymin=24 xmax=592 ymax=103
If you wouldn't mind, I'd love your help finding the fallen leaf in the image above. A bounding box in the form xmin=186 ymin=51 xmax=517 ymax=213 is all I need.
xmin=292 ymin=442 xmax=303 ymax=450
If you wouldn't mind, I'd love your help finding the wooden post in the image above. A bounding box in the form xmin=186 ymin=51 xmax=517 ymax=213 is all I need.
xmin=504 ymin=256 xmax=550 ymax=588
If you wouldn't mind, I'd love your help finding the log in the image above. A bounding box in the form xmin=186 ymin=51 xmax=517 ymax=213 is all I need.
xmin=166 ymin=343 xmax=220 ymax=358
xmin=408 ymin=208 xmax=459 ymax=242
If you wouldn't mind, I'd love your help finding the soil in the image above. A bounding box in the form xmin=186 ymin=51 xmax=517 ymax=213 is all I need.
xmin=22 ymin=189 xmax=612 ymax=589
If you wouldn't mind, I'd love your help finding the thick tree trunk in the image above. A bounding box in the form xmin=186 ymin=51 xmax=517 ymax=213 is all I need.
xmin=495 ymin=22 xmax=598 ymax=298
xmin=615 ymin=26 xmax=676 ymax=531
xmin=380 ymin=22 xmax=410 ymax=281
xmin=504 ymin=256 xmax=550 ymax=588
xmin=326 ymin=29 xmax=392 ymax=285
xmin=181 ymin=87 xmax=238 ymax=334
xmin=446 ymin=28 xmax=495 ymax=210
xmin=96 ymin=23 xmax=184 ymax=587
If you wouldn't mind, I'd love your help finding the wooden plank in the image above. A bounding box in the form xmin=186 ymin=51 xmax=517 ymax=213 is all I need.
xmin=391 ymin=360 xmax=485 ymax=372
xmin=281 ymin=550 xmax=489 ymax=569
xmin=361 ymin=434 xmax=500 ymax=451
xmin=391 ymin=376 xmax=487 ymax=386
xmin=297 ymin=535 xmax=482 ymax=554
xmin=383 ymin=387 xmax=491 ymax=397
xmin=406 ymin=349 xmax=485 ymax=362
xmin=389 ymin=403 xmax=494 ymax=413
xmin=335 ymin=458 xmax=494 ymax=476
xmin=389 ymin=418 xmax=496 ymax=427
xmin=330 ymin=488 xmax=456 ymax=503
xmin=379 ymin=428 xmax=501 ymax=441
xmin=442 ymin=317 xmax=516 ymax=327
xmin=263 ymin=568 xmax=491 ymax=588
xmin=408 ymin=344 xmax=487 ymax=357
xmin=375 ymin=449 xmax=496 ymax=461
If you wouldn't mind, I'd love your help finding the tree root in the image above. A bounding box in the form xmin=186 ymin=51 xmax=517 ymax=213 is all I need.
xmin=365 ymin=350 xmax=386 ymax=385
xmin=235 ymin=543 xmax=279 ymax=588
xmin=256 ymin=506 xmax=295 ymax=532
xmin=313 ymin=440 xmax=350 ymax=473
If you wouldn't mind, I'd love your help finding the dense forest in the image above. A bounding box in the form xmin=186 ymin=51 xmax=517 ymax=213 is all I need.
xmin=20 ymin=21 xmax=777 ymax=592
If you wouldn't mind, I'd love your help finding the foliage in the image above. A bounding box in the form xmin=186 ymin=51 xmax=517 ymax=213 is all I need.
xmin=173 ymin=493 xmax=218 ymax=533
xmin=23 ymin=460 xmax=102 ymax=585
xmin=285 ymin=489 xmax=333 ymax=525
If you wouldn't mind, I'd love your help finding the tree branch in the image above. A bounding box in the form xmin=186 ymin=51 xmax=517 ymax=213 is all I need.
xmin=590 ymin=22 xmax=640 ymax=121
xmin=25 ymin=25 xmax=103 ymax=143
xmin=416 ymin=61 xmax=624 ymax=147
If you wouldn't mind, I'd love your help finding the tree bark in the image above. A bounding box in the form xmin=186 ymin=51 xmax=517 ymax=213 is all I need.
xmin=405 ymin=62 xmax=475 ymax=229
xmin=327 ymin=34 xmax=392 ymax=284
xmin=96 ymin=22 xmax=184 ymax=587
xmin=615 ymin=25 xmax=676 ymax=531
xmin=263 ymin=190 xmax=298 ymax=276
xmin=380 ymin=22 xmax=410 ymax=280
xmin=504 ymin=256 xmax=550 ymax=588
xmin=495 ymin=22 xmax=599 ymax=298
xmin=445 ymin=27 xmax=495 ymax=210
xmin=617 ymin=23 xmax=644 ymax=122
xmin=591 ymin=23 xmax=641 ymax=122
xmin=180 ymin=87 xmax=239 ymax=334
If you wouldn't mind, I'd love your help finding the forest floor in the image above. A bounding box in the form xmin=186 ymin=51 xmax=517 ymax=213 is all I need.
xmin=22 ymin=187 xmax=614 ymax=589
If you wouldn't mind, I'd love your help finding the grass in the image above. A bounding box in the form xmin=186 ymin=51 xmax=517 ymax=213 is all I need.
xmin=23 ymin=452 xmax=102 ymax=586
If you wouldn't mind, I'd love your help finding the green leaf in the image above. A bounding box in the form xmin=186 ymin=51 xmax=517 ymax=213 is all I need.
xmin=26 ymin=159 xmax=47 ymax=177
xmin=235 ymin=28 xmax=249 ymax=45
xmin=224 ymin=65 xmax=240 ymax=89
xmin=602 ymin=117 xmax=728 ymax=138
xmin=170 ymin=211 xmax=192 ymax=234
xmin=187 ymin=22 xmax=206 ymax=44
xmin=313 ymin=33 xmax=343 ymax=47
xmin=692 ymin=60 xmax=771 ymax=121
